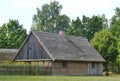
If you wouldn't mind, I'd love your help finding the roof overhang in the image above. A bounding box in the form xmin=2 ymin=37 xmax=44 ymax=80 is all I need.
xmin=14 ymin=59 xmax=52 ymax=62
xmin=54 ymin=59 xmax=106 ymax=63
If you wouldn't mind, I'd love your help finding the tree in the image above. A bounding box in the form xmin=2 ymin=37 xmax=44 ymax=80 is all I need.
xmin=91 ymin=30 xmax=118 ymax=62
xmin=0 ymin=24 xmax=7 ymax=48
xmin=110 ymin=7 xmax=120 ymax=26
xmin=0 ymin=19 xmax=27 ymax=49
xmin=67 ymin=15 xmax=108 ymax=41
xmin=67 ymin=17 xmax=83 ymax=36
xmin=32 ymin=1 xmax=70 ymax=33
xmin=110 ymin=7 xmax=120 ymax=64
xmin=117 ymin=41 xmax=120 ymax=73
xmin=91 ymin=29 xmax=118 ymax=75
xmin=110 ymin=7 xmax=120 ymax=38
xmin=110 ymin=21 xmax=120 ymax=38
xmin=86 ymin=15 xmax=108 ymax=41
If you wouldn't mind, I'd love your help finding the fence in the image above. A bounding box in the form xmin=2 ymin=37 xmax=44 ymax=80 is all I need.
xmin=108 ymin=63 xmax=119 ymax=74
xmin=1 ymin=64 xmax=119 ymax=75
xmin=0 ymin=65 xmax=88 ymax=75
xmin=0 ymin=65 xmax=52 ymax=75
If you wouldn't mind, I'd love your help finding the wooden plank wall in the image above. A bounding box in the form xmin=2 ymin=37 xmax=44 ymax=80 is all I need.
xmin=52 ymin=61 xmax=88 ymax=75
xmin=16 ymin=34 xmax=50 ymax=60
xmin=87 ymin=62 xmax=103 ymax=75
xmin=52 ymin=61 xmax=103 ymax=75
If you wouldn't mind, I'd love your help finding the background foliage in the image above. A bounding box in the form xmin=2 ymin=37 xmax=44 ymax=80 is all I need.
xmin=32 ymin=1 xmax=70 ymax=33
xmin=0 ymin=19 xmax=27 ymax=49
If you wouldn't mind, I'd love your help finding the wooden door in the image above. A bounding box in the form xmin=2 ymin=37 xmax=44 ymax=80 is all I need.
xmin=88 ymin=62 xmax=98 ymax=75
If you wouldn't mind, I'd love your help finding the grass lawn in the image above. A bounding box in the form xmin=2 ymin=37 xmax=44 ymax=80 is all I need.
xmin=0 ymin=76 xmax=120 ymax=81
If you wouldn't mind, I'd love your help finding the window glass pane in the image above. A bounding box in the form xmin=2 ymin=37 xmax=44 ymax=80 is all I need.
xmin=92 ymin=63 xmax=95 ymax=68
xmin=62 ymin=61 xmax=67 ymax=68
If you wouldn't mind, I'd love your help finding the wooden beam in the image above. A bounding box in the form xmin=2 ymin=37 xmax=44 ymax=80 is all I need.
xmin=15 ymin=59 xmax=51 ymax=62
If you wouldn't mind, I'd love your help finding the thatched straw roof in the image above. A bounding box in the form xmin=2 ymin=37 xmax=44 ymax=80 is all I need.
xmin=0 ymin=49 xmax=18 ymax=61
xmin=33 ymin=31 xmax=105 ymax=62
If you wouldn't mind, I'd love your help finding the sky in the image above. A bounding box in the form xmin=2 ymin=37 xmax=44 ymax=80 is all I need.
xmin=0 ymin=0 xmax=120 ymax=33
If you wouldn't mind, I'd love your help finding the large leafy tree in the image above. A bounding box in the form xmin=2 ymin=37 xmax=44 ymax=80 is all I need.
xmin=86 ymin=15 xmax=108 ymax=41
xmin=32 ymin=1 xmax=70 ymax=33
xmin=117 ymin=41 xmax=120 ymax=73
xmin=91 ymin=30 xmax=118 ymax=62
xmin=67 ymin=15 xmax=107 ymax=41
xmin=91 ymin=30 xmax=118 ymax=75
xmin=67 ymin=17 xmax=83 ymax=36
xmin=110 ymin=7 xmax=120 ymax=71
xmin=110 ymin=7 xmax=120 ymax=26
xmin=110 ymin=7 xmax=120 ymax=38
xmin=0 ymin=19 xmax=27 ymax=49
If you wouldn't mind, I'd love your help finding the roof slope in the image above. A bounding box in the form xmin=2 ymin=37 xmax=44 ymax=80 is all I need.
xmin=33 ymin=31 xmax=105 ymax=62
xmin=0 ymin=49 xmax=18 ymax=61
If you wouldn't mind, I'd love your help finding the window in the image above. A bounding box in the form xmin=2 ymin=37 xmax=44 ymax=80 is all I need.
xmin=29 ymin=47 xmax=32 ymax=50
xmin=92 ymin=63 xmax=95 ymax=68
xmin=62 ymin=61 xmax=67 ymax=68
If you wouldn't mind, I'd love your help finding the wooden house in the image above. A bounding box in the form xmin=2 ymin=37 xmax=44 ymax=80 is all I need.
xmin=13 ymin=31 xmax=105 ymax=75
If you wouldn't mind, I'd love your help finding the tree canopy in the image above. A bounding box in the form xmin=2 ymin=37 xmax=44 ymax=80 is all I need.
xmin=91 ymin=30 xmax=118 ymax=62
xmin=110 ymin=7 xmax=120 ymax=38
xmin=67 ymin=15 xmax=108 ymax=41
xmin=32 ymin=1 xmax=70 ymax=33
xmin=0 ymin=19 xmax=27 ymax=49
xmin=109 ymin=7 xmax=120 ymax=64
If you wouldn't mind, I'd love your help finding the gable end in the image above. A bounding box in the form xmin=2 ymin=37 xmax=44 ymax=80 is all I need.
xmin=13 ymin=31 xmax=52 ymax=61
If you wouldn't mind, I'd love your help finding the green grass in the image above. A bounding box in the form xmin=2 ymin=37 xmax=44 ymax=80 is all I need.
xmin=0 ymin=76 xmax=120 ymax=81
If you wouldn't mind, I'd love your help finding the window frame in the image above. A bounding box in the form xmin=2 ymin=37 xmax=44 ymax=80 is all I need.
xmin=92 ymin=63 xmax=95 ymax=68
xmin=62 ymin=61 xmax=67 ymax=68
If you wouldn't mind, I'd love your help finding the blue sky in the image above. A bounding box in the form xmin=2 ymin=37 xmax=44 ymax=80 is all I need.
xmin=0 ymin=0 xmax=120 ymax=33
